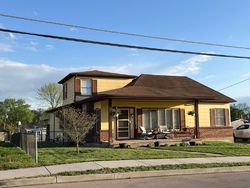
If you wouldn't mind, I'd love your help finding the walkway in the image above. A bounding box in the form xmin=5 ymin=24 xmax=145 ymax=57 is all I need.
xmin=1 ymin=156 xmax=250 ymax=180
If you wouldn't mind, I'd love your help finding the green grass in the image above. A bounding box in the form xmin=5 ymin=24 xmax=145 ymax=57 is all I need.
xmin=38 ymin=147 xmax=207 ymax=166
xmin=160 ymin=141 xmax=250 ymax=156
xmin=56 ymin=162 xmax=250 ymax=176
xmin=0 ymin=142 xmax=37 ymax=170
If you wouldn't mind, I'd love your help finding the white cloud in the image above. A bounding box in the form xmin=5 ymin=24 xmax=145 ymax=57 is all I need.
xmin=243 ymin=71 xmax=250 ymax=77
xmin=159 ymin=54 xmax=212 ymax=75
xmin=0 ymin=54 xmax=213 ymax=109
xmin=45 ymin=44 xmax=55 ymax=50
xmin=70 ymin=27 xmax=78 ymax=32
xmin=0 ymin=58 xmax=139 ymax=109
xmin=0 ymin=43 xmax=14 ymax=52
xmin=8 ymin=33 xmax=16 ymax=40
xmin=26 ymin=41 xmax=38 ymax=52
xmin=204 ymin=74 xmax=216 ymax=80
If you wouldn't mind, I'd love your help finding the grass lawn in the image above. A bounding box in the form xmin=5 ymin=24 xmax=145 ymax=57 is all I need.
xmin=160 ymin=141 xmax=250 ymax=156
xmin=38 ymin=146 xmax=207 ymax=166
xmin=56 ymin=162 xmax=250 ymax=176
xmin=0 ymin=142 xmax=36 ymax=170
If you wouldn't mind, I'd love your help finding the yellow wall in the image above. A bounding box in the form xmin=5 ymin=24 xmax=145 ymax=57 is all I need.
xmin=94 ymin=100 xmax=109 ymax=130
xmin=96 ymin=100 xmax=231 ymax=134
xmin=112 ymin=100 xmax=196 ymax=127
xmin=62 ymin=76 xmax=133 ymax=105
xmin=199 ymin=103 xmax=230 ymax=127
xmin=94 ymin=78 xmax=133 ymax=92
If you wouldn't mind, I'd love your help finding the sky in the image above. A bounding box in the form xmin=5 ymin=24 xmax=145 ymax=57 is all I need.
xmin=0 ymin=0 xmax=250 ymax=109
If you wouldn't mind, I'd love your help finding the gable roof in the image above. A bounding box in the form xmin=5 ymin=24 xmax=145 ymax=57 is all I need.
xmin=94 ymin=74 xmax=235 ymax=102
xmin=58 ymin=70 xmax=136 ymax=84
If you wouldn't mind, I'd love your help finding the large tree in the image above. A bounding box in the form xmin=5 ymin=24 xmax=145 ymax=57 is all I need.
xmin=0 ymin=98 xmax=34 ymax=133
xmin=56 ymin=107 xmax=96 ymax=153
xmin=37 ymin=83 xmax=62 ymax=109
xmin=231 ymin=103 xmax=250 ymax=121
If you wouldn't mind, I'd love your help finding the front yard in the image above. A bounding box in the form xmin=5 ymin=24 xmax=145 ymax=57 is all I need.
xmin=2 ymin=141 xmax=250 ymax=170
xmin=0 ymin=142 xmax=36 ymax=170
xmin=159 ymin=141 xmax=250 ymax=156
xmin=38 ymin=145 xmax=206 ymax=166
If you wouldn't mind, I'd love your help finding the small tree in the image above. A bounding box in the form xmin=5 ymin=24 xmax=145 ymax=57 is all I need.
xmin=37 ymin=83 xmax=62 ymax=109
xmin=56 ymin=107 xmax=96 ymax=153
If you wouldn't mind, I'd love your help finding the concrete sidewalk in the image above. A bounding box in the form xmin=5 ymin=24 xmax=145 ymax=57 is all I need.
xmin=1 ymin=156 xmax=250 ymax=180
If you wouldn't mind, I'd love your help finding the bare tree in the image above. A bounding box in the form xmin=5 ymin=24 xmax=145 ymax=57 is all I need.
xmin=56 ymin=107 xmax=96 ymax=153
xmin=37 ymin=83 xmax=62 ymax=109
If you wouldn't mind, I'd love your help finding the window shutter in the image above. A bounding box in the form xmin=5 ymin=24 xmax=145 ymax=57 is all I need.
xmin=180 ymin=109 xmax=186 ymax=130
xmin=137 ymin=109 xmax=142 ymax=127
xmin=92 ymin=80 xmax=97 ymax=95
xmin=210 ymin=109 xmax=216 ymax=127
xmin=225 ymin=109 xmax=230 ymax=126
xmin=75 ymin=79 xmax=81 ymax=95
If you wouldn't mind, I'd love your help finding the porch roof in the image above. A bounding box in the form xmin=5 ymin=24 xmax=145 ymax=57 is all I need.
xmin=87 ymin=74 xmax=235 ymax=103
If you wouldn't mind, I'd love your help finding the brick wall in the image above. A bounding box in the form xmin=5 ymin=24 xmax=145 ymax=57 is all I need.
xmin=199 ymin=127 xmax=233 ymax=139
xmin=100 ymin=130 xmax=109 ymax=142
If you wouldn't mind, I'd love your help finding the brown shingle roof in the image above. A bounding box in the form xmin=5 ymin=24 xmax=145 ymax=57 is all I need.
xmin=58 ymin=70 xmax=136 ymax=84
xmin=96 ymin=74 xmax=235 ymax=102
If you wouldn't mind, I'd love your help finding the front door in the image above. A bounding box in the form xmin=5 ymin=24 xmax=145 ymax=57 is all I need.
xmin=117 ymin=109 xmax=130 ymax=139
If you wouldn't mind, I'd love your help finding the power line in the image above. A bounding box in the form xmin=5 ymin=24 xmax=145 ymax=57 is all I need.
xmin=219 ymin=77 xmax=250 ymax=91
xmin=1 ymin=28 xmax=250 ymax=60
xmin=1 ymin=12 xmax=250 ymax=50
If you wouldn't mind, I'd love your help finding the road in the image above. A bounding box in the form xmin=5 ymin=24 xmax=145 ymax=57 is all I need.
xmin=24 ymin=172 xmax=250 ymax=188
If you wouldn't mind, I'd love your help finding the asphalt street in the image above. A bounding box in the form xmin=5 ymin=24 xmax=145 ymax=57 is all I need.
xmin=23 ymin=171 xmax=250 ymax=188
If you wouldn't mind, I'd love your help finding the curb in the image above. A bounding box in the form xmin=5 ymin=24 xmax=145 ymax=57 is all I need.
xmin=1 ymin=166 xmax=250 ymax=187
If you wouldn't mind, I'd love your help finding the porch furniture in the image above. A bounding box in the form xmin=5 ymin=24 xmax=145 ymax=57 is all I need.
xmin=139 ymin=126 xmax=154 ymax=139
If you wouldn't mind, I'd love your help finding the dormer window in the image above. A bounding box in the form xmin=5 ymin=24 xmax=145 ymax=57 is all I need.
xmin=81 ymin=80 xmax=92 ymax=95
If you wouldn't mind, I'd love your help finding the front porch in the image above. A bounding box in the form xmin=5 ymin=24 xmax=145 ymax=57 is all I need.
xmin=98 ymin=99 xmax=201 ymax=143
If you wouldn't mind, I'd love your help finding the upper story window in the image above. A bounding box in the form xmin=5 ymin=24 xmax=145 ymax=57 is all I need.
xmin=63 ymin=83 xmax=67 ymax=100
xmin=81 ymin=80 xmax=92 ymax=95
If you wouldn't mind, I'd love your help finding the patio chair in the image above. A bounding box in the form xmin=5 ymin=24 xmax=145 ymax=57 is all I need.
xmin=159 ymin=126 xmax=170 ymax=134
xmin=157 ymin=126 xmax=170 ymax=139
xmin=139 ymin=126 xmax=153 ymax=139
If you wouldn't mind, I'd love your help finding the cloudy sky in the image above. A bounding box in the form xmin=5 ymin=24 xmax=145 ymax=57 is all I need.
xmin=0 ymin=0 xmax=250 ymax=108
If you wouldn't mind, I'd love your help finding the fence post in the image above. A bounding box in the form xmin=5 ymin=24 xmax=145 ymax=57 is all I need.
xmin=35 ymin=131 xmax=38 ymax=163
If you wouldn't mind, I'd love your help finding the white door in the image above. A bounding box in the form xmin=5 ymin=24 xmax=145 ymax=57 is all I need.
xmin=117 ymin=109 xmax=130 ymax=139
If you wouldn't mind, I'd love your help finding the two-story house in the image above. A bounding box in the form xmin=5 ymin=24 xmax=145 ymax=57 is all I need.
xmin=48 ymin=70 xmax=235 ymax=145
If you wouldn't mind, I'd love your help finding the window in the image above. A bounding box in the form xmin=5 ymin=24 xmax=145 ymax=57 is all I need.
xmin=63 ymin=83 xmax=67 ymax=100
xmin=142 ymin=109 xmax=180 ymax=131
xmin=81 ymin=80 xmax=92 ymax=95
xmin=215 ymin=109 xmax=226 ymax=126
xmin=237 ymin=124 xmax=249 ymax=130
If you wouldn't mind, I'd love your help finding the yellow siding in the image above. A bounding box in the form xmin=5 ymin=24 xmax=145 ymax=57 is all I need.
xmin=112 ymin=100 xmax=195 ymax=127
xmin=94 ymin=100 xmax=109 ymax=130
xmin=62 ymin=77 xmax=75 ymax=105
xmin=198 ymin=103 xmax=230 ymax=127
xmin=95 ymin=78 xmax=133 ymax=92
xmin=76 ymin=77 xmax=133 ymax=92
xmin=97 ymin=100 xmax=231 ymax=130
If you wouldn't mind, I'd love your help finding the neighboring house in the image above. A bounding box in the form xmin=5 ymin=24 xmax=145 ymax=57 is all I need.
xmin=48 ymin=70 xmax=235 ymax=145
